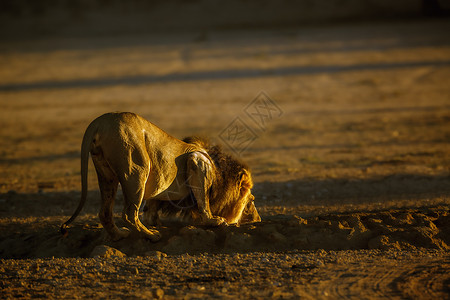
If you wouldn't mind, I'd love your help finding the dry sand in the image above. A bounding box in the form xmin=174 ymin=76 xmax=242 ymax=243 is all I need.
xmin=1 ymin=18 xmax=450 ymax=298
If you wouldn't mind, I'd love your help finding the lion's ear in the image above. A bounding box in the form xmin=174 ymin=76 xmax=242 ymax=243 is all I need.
xmin=239 ymin=169 xmax=253 ymax=193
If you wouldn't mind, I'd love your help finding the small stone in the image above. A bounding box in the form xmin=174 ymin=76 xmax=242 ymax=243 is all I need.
xmin=90 ymin=245 xmax=126 ymax=258
xmin=153 ymin=288 xmax=164 ymax=299
xmin=145 ymin=250 xmax=167 ymax=261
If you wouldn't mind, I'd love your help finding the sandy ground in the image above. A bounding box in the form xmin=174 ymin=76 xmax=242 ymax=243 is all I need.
xmin=1 ymin=18 xmax=450 ymax=298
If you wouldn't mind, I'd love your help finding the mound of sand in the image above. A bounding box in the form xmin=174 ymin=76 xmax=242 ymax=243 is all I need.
xmin=1 ymin=206 xmax=448 ymax=259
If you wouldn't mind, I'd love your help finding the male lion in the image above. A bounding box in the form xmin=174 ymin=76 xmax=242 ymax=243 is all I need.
xmin=61 ymin=112 xmax=259 ymax=241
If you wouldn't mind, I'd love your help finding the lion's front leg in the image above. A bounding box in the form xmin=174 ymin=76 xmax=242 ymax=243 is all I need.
xmin=142 ymin=199 xmax=160 ymax=226
xmin=119 ymin=161 xmax=162 ymax=242
xmin=187 ymin=152 xmax=227 ymax=226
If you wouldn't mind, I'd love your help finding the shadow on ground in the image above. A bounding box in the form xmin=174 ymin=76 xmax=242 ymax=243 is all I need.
xmin=253 ymin=173 xmax=450 ymax=210
xmin=0 ymin=173 xmax=449 ymax=258
xmin=2 ymin=60 xmax=450 ymax=92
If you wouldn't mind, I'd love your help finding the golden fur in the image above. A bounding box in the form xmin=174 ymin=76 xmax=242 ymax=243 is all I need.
xmin=61 ymin=112 xmax=259 ymax=241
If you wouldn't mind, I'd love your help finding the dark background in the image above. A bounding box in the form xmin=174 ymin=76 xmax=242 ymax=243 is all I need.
xmin=1 ymin=0 xmax=449 ymax=39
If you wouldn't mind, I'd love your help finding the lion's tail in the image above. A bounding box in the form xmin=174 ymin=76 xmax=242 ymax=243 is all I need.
xmin=61 ymin=121 xmax=97 ymax=236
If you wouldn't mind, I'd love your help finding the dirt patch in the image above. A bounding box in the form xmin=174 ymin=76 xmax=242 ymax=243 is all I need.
xmin=1 ymin=250 xmax=448 ymax=299
xmin=1 ymin=199 xmax=448 ymax=259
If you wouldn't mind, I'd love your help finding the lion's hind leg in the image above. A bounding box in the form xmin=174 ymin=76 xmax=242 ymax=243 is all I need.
xmin=97 ymin=176 xmax=130 ymax=241
xmin=92 ymin=154 xmax=130 ymax=241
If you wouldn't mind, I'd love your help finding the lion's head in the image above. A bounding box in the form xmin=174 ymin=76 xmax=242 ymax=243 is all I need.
xmin=156 ymin=136 xmax=260 ymax=226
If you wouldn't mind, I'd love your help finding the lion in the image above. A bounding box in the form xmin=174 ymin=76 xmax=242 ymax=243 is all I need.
xmin=61 ymin=112 xmax=260 ymax=241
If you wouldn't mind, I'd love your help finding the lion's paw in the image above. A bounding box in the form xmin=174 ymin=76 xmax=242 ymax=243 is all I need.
xmin=144 ymin=229 xmax=162 ymax=242
xmin=207 ymin=216 xmax=227 ymax=227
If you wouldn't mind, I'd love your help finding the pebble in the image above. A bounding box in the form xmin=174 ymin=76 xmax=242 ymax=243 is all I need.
xmin=153 ymin=288 xmax=164 ymax=299
xmin=145 ymin=250 xmax=168 ymax=261
xmin=90 ymin=245 xmax=126 ymax=258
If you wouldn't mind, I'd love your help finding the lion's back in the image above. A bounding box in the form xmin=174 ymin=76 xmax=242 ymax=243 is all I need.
xmin=93 ymin=112 xmax=145 ymax=130
xmin=91 ymin=112 xmax=171 ymax=142
xmin=88 ymin=112 xmax=189 ymax=172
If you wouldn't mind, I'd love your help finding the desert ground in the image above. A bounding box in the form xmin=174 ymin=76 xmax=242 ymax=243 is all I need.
xmin=0 ymin=18 xmax=450 ymax=299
